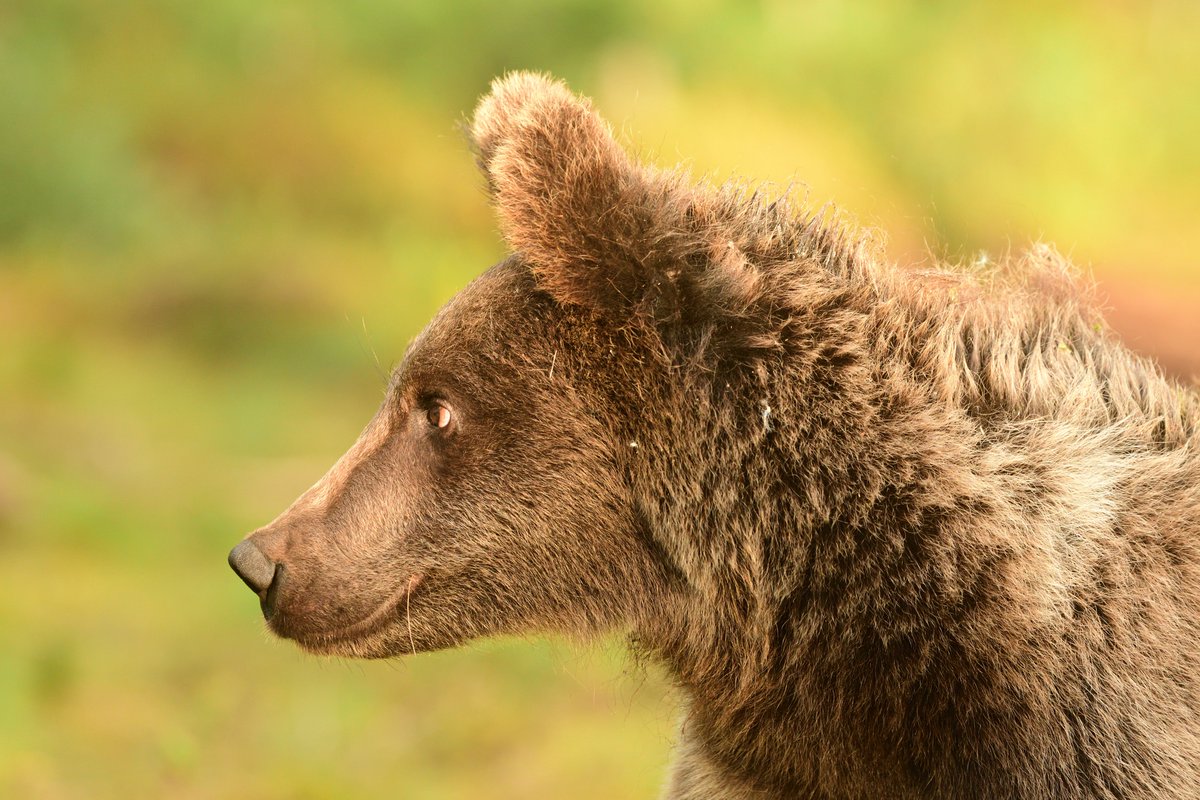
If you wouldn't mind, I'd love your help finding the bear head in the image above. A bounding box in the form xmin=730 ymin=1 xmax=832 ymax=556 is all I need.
xmin=228 ymin=72 xmax=853 ymax=658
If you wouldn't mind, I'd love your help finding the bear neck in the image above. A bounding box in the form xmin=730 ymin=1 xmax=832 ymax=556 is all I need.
xmin=619 ymin=261 xmax=1022 ymax=793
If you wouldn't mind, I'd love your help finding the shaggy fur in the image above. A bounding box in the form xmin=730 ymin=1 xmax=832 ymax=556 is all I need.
xmin=231 ymin=73 xmax=1200 ymax=799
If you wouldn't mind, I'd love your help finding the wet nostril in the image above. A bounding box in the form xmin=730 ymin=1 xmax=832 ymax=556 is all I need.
xmin=228 ymin=540 xmax=277 ymax=595
xmin=262 ymin=563 xmax=285 ymax=619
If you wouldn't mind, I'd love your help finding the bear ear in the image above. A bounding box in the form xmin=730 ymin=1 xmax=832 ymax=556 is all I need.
xmin=470 ymin=72 xmax=691 ymax=318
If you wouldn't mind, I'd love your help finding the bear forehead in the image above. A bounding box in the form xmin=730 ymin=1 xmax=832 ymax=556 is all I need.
xmin=396 ymin=258 xmax=560 ymax=386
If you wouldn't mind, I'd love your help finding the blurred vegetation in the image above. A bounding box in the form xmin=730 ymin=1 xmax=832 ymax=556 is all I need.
xmin=1 ymin=1 xmax=1197 ymax=797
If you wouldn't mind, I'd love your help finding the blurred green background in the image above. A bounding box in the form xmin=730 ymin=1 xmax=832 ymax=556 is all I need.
xmin=2 ymin=1 xmax=1198 ymax=797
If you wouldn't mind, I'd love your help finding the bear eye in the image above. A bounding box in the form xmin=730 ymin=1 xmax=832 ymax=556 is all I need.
xmin=426 ymin=402 xmax=452 ymax=431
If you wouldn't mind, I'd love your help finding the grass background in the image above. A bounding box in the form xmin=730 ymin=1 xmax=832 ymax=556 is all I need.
xmin=2 ymin=1 xmax=1198 ymax=797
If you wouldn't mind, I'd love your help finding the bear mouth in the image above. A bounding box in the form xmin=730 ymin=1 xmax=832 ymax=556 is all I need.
xmin=286 ymin=573 xmax=425 ymax=653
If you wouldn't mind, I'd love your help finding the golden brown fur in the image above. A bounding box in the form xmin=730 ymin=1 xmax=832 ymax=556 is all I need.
xmin=231 ymin=73 xmax=1200 ymax=798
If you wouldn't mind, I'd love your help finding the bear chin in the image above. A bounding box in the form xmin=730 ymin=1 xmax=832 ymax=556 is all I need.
xmin=273 ymin=574 xmax=428 ymax=657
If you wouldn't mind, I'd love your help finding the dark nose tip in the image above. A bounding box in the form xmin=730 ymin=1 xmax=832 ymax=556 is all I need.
xmin=228 ymin=539 xmax=277 ymax=595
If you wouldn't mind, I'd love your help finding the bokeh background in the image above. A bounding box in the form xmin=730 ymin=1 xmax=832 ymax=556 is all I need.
xmin=2 ymin=1 xmax=1198 ymax=797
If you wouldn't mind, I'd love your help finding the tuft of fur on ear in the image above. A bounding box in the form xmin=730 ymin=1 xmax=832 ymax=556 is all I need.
xmin=470 ymin=72 xmax=691 ymax=317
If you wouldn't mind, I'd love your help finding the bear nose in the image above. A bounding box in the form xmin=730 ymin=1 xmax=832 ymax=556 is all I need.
xmin=228 ymin=539 xmax=277 ymax=595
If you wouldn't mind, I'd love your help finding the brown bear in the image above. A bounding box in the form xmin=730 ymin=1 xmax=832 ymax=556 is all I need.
xmin=229 ymin=73 xmax=1200 ymax=799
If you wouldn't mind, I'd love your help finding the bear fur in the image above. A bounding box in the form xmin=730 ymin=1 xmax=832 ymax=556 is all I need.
xmin=232 ymin=73 xmax=1200 ymax=799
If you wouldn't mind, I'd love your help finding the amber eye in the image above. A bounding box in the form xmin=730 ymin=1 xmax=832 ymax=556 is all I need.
xmin=426 ymin=403 xmax=452 ymax=430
